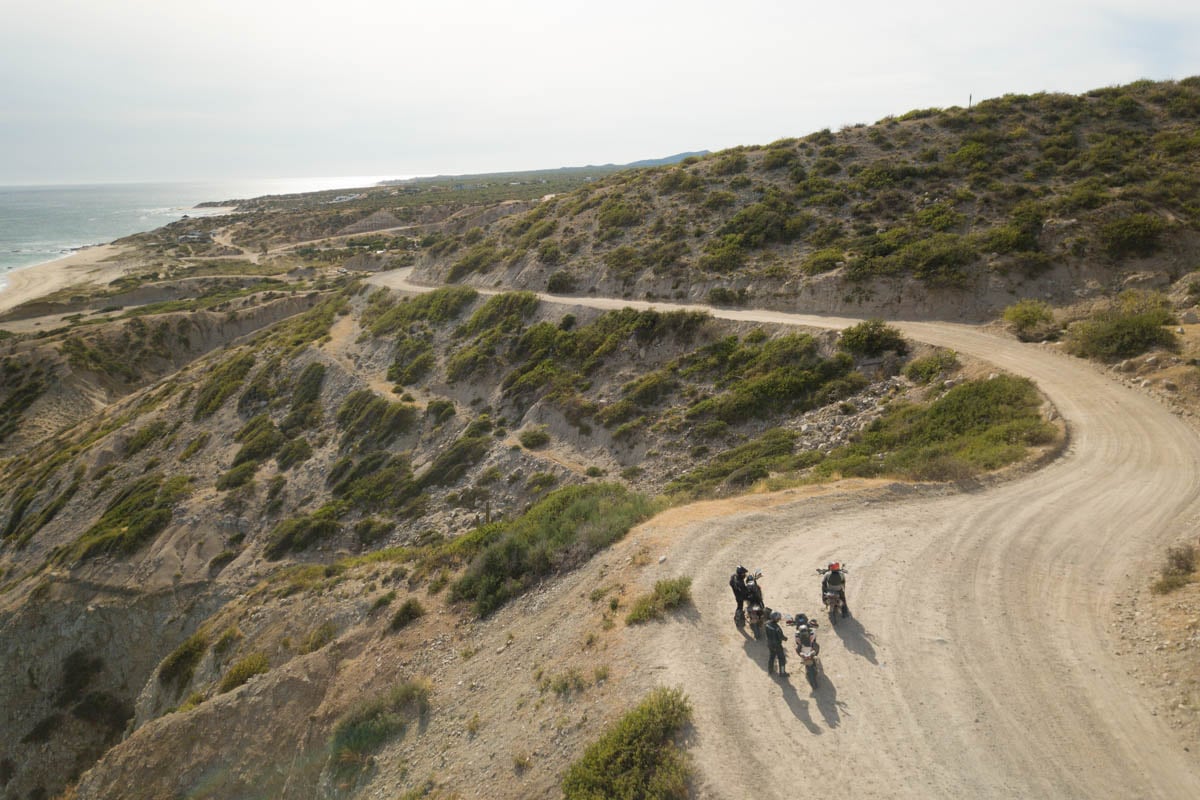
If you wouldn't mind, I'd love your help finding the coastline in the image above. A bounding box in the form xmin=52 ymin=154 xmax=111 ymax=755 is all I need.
xmin=0 ymin=244 xmax=131 ymax=317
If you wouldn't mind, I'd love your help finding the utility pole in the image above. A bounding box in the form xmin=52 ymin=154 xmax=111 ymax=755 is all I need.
xmin=969 ymin=93 xmax=973 ymax=109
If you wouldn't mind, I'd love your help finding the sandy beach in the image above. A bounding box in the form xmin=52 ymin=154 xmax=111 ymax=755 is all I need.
xmin=0 ymin=244 xmax=132 ymax=318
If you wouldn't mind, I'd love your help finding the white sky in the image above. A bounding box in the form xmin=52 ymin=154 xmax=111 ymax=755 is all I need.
xmin=1 ymin=0 xmax=1198 ymax=184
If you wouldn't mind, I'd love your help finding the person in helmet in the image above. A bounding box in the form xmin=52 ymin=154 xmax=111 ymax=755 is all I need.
xmin=744 ymin=573 xmax=765 ymax=609
xmin=729 ymin=565 xmax=749 ymax=619
xmin=792 ymin=612 xmax=820 ymax=657
xmin=765 ymin=610 xmax=788 ymax=676
xmin=821 ymin=562 xmax=850 ymax=617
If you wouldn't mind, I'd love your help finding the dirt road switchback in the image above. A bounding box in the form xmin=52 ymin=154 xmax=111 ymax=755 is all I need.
xmin=369 ymin=270 xmax=1200 ymax=798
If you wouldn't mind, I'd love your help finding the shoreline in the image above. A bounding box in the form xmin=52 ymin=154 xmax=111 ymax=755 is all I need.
xmin=0 ymin=244 xmax=133 ymax=317
xmin=0 ymin=205 xmax=238 ymax=319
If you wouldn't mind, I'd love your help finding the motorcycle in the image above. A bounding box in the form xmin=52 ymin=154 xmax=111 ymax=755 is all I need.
xmin=743 ymin=570 xmax=766 ymax=639
xmin=746 ymin=601 xmax=769 ymax=640
xmin=786 ymin=614 xmax=821 ymax=687
xmin=816 ymin=564 xmax=849 ymax=626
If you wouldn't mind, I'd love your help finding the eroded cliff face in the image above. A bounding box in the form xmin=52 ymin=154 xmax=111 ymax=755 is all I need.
xmin=0 ymin=578 xmax=226 ymax=799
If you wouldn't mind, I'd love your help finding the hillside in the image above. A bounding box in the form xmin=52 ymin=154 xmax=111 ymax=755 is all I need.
xmin=411 ymin=78 xmax=1200 ymax=319
xmin=2 ymin=77 xmax=1200 ymax=799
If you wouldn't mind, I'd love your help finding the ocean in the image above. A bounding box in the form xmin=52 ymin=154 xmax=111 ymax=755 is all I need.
xmin=0 ymin=176 xmax=399 ymax=290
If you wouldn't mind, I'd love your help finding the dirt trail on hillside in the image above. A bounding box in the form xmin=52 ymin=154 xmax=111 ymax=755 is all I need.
xmin=369 ymin=269 xmax=1200 ymax=798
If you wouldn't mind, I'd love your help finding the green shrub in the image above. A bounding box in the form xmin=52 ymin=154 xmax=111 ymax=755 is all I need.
xmin=1003 ymin=299 xmax=1057 ymax=341
xmin=264 ymin=506 xmax=341 ymax=559
xmin=125 ymin=421 xmax=169 ymax=456
xmin=178 ymin=432 xmax=211 ymax=462
xmin=707 ymin=287 xmax=748 ymax=305
xmin=418 ymin=435 xmax=490 ymax=487
xmin=838 ymin=319 xmax=908 ymax=357
xmin=232 ymin=414 xmax=285 ymax=466
xmin=625 ymin=577 xmax=693 ymax=624
xmin=519 ymin=427 xmax=551 ymax=449
xmin=425 ymin=398 xmax=456 ymax=425
xmin=1153 ymin=544 xmax=1195 ymax=594
xmin=1065 ymin=294 xmax=1176 ymax=359
xmin=355 ymin=517 xmax=394 ymax=546
xmin=1100 ymin=213 xmax=1166 ymax=258
xmin=390 ymin=598 xmax=425 ymax=631
xmin=657 ymin=169 xmax=706 ymax=194
xmin=329 ymin=681 xmax=430 ymax=774
xmin=216 ymin=462 xmax=258 ymax=491
xmin=364 ymin=286 xmax=477 ymax=336
xmin=292 ymin=362 xmax=327 ymax=405
xmin=237 ymin=363 xmax=277 ymax=414
xmin=159 ymin=630 xmax=208 ymax=691
xmin=65 ymin=474 xmax=191 ymax=561
xmin=597 ymin=197 xmax=644 ymax=230
xmin=802 ymin=248 xmax=845 ymax=275
xmin=276 ymin=437 xmax=313 ymax=470
xmin=329 ymin=451 xmax=417 ymax=510
xmin=718 ymin=190 xmax=809 ymax=248
xmin=447 ymin=242 xmax=499 ymax=282
xmin=387 ymin=335 xmax=435 ymax=385
xmin=561 ymin=686 xmax=692 ymax=800
xmin=817 ymin=375 xmax=1055 ymax=481
xmin=915 ymin=202 xmax=964 ymax=231
xmin=193 ymin=353 xmax=255 ymax=420
xmin=459 ymin=291 xmax=539 ymax=337
xmin=299 ymin=621 xmax=337 ymax=654
xmin=547 ymin=271 xmax=577 ymax=293
xmin=666 ymin=428 xmax=813 ymax=497
xmin=712 ymin=152 xmax=748 ymax=175
xmin=452 ymin=484 xmax=657 ymax=616
xmin=698 ymin=235 xmax=744 ymax=272
xmin=217 ymin=652 xmax=269 ymax=693
xmin=903 ymin=350 xmax=959 ymax=384
xmin=336 ymin=390 xmax=418 ymax=450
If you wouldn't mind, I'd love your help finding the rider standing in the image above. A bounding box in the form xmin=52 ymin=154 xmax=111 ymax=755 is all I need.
xmin=765 ymin=611 xmax=788 ymax=676
xmin=729 ymin=566 xmax=749 ymax=617
xmin=822 ymin=562 xmax=850 ymax=617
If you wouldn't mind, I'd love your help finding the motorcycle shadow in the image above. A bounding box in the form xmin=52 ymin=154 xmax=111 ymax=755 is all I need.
xmin=829 ymin=614 xmax=878 ymax=665
xmin=779 ymin=679 xmax=822 ymax=735
xmin=740 ymin=640 xmax=822 ymax=733
xmin=812 ymin=671 xmax=842 ymax=729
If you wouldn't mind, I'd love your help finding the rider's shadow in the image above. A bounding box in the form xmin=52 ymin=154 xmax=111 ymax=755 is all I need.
xmin=831 ymin=616 xmax=878 ymax=665
xmin=779 ymin=679 xmax=822 ymax=734
xmin=741 ymin=637 xmax=768 ymax=671
xmin=741 ymin=639 xmax=823 ymax=734
xmin=813 ymin=672 xmax=845 ymax=729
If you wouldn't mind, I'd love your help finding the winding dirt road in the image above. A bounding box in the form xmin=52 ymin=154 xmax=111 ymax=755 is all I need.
xmin=369 ymin=270 xmax=1200 ymax=798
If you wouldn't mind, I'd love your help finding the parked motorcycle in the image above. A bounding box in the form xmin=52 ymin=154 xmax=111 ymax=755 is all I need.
xmin=816 ymin=564 xmax=849 ymax=626
xmin=786 ymin=614 xmax=821 ymax=686
xmin=744 ymin=570 xmax=766 ymax=639
xmin=746 ymin=601 xmax=768 ymax=640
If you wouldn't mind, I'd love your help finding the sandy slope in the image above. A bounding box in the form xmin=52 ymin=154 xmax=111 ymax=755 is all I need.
xmin=370 ymin=270 xmax=1200 ymax=799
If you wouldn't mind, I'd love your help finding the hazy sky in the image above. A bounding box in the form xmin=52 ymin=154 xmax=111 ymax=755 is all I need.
xmin=2 ymin=0 xmax=1198 ymax=184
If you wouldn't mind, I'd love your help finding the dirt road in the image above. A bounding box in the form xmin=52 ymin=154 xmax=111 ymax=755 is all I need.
xmin=370 ymin=270 xmax=1200 ymax=798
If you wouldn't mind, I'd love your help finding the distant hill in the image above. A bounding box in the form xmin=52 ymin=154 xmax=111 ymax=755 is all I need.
xmin=622 ymin=150 xmax=710 ymax=168
xmin=413 ymin=77 xmax=1200 ymax=320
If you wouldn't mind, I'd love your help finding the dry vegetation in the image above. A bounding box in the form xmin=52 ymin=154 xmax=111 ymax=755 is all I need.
xmin=1 ymin=77 xmax=1199 ymax=799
